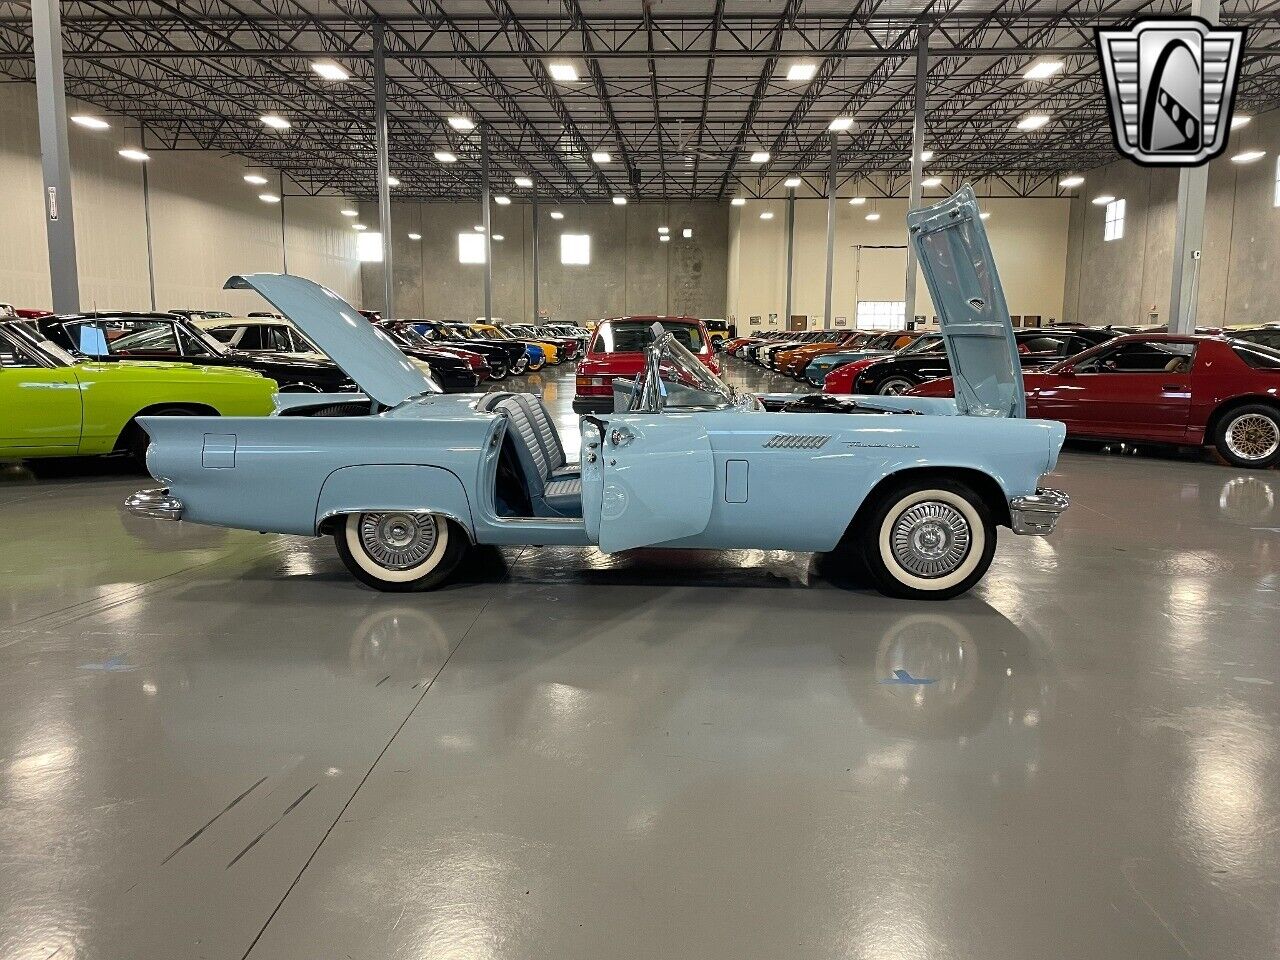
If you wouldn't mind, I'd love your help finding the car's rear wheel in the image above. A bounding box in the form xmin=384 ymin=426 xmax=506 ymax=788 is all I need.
xmin=858 ymin=479 xmax=996 ymax=600
xmin=527 ymin=355 xmax=545 ymax=372
xmin=122 ymin=406 xmax=199 ymax=465
xmin=877 ymin=376 xmax=915 ymax=396
xmin=1213 ymin=404 xmax=1280 ymax=469
xmin=334 ymin=511 xmax=467 ymax=592
xmin=489 ymin=362 xmax=508 ymax=381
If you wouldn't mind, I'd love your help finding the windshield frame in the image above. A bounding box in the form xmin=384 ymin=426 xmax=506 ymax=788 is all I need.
xmin=635 ymin=328 xmax=735 ymax=413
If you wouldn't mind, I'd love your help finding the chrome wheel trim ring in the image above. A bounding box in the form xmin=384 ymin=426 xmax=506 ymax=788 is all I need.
xmin=1226 ymin=413 xmax=1279 ymax=462
xmin=890 ymin=501 xmax=972 ymax=579
xmin=358 ymin=512 xmax=442 ymax=570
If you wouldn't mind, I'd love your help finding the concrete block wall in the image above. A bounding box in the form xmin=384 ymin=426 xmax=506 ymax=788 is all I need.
xmin=1062 ymin=108 xmax=1280 ymax=327
xmin=359 ymin=200 xmax=729 ymax=323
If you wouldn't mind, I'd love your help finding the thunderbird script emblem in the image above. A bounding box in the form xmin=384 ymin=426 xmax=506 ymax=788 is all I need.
xmin=1096 ymin=17 xmax=1246 ymax=166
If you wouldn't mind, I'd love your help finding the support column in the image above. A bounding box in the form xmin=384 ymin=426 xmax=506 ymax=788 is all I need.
xmin=531 ymin=188 xmax=541 ymax=322
xmin=278 ymin=170 xmax=289 ymax=275
xmin=31 ymin=0 xmax=80 ymax=312
xmin=373 ymin=21 xmax=394 ymax=317
xmin=823 ymin=136 xmax=837 ymax=329
xmin=903 ymin=22 xmax=930 ymax=327
xmin=142 ymin=163 xmax=157 ymax=310
xmin=783 ymin=191 xmax=796 ymax=329
xmin=481 ymin=126 xmax=493 ymax=324
xmin=1169 ymin=0 xmax=1219 ymax=333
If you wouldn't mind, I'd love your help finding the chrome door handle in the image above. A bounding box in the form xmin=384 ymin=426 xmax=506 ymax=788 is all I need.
xmin=1161 ymin=383 xmax=1186 ymax=392
xmin=609 ymin=427 xmax=634 ymax=448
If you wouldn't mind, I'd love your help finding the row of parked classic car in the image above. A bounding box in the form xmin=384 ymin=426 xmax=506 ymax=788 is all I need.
xmin=721 ymin=323 xmax=1280 ymax=469
xmin=0 ymin=302 xmax=589 ymax=464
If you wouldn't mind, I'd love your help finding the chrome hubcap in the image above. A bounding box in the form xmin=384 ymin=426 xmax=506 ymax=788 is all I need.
xmin=1226 ymin=414 xmax=1279 ymax=461
xmin=891 ymin=501 xmax=972 ymax=578
xmin=358 ymin=513 xmax=440 ymax=570
xmin=880 ymin=379 xmax=912 ymax=396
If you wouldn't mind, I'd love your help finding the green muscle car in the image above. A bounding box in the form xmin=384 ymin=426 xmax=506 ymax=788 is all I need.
xmin=0 ymin=319 xmax=276 ymax=462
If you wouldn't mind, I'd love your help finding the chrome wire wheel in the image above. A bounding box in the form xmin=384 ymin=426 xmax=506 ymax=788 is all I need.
xmin=879 ymin=377 xmax=914 ymax=396
xmin=357 ymin=512 xmax=442 ymax=570
xmin=889 ymin=500 xmax=972 ymax=579
xmin=1226 ymin=413 xmax=1280 ymax=462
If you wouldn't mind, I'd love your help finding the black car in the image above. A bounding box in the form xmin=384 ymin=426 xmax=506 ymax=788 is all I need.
xmin=406 ymin=321 xmax=528 ymax=377
xmin=34 ymin=313 xmax=360 ymax=393
xmin=1229 ymin=327 xmax=1280 ymax=351
xmin=849 ymin=327 xmax=1123 ymax=396
xmin=443 ymin=323 xmax=547 ymax=371
xmin=372 ymin=321 xmax=495 ymax=386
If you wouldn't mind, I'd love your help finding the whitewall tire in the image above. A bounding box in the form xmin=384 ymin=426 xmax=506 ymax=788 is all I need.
xmin=861 ymin=479 xmax=996 ymax=600
xmin=334 ymin=511 xmax=467 ymax=592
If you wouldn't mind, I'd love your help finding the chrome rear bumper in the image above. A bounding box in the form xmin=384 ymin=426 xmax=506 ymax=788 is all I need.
xmin=1009 ymin=487 xmax=1069 ymax=536
xmin=125 ymin=487 xmax=184 ymax=521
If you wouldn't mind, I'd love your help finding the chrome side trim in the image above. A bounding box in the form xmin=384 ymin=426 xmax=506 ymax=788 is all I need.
xmin=1009 ymin=487 xmax=1069 ymax=536
xmin=125 ymin=487 xmax=184 ymax=521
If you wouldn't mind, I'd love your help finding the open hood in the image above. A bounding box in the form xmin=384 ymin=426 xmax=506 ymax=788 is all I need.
xmin=907 ymin=186 xmax=1025 ymax=418
xmin=224 ymin=274 xmax=437 ymax=407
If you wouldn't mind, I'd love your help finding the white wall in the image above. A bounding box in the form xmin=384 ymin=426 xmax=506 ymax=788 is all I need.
xmin=0 ymin=83 xmax=360 ymax=313
xmin=727 ymin=196 xmax=1072 ymax=330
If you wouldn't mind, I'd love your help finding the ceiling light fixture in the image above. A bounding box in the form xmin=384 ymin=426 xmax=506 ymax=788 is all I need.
xmin=658 ymin=226 xmax=669 ymax=233
xmin=447 ymin=115 xmax=475 ymax=131
xmin=353 ymin=223 xmax=367 ymax=230
xmin=1016 ymin=113 xmax=1051 ymax=131
xmin=612 ymin=195 xmax=627 ymax=205
xmin=386 ymin=176 xmax=400 ymax=187
xmin=921 ymin=176 xmax=943 ymax=188
xmin=118 ymin=148 xmax=149 ymax=161
xmin=474 ymin=224 xmax=485 ymax=231
xmin=260 ymin=114 xmax=291 ymax=130
xmin=258 ymin=193 xmax=281 ymax=203
xmin=341 ymin=208 xmax=358 ymax=217
xmin=660 ymin=235 xmax=670 ymax=242
xmin=980 ymin=211 xmax=992 ymax=220
xmin=731 ymin=197 xmax=746 ymax=206
xmin=1059 ymin=175 xmax=1085 ymax=188
xmin=514 ymin=176 xmax=533 ymax=188
xmin=1023 ymin=59 xmax=1064 ymax=80
xmin=408 ymin=232 xmax=422 ymax=240
xmin=434 ymin=151 xmax=457 ymax=163
xmin=848 ymin=196 xmax=866 ymax=205
xmin=311 ymin=60 xmax=350 ymax=81
xmin=591 ymin=150 xmax=611 ymax=164
xmin=71 ymin=115 xmax=110 ymax=129
xmin=760 ymin=211 xmax=774 ymax=220
xmin=865 ymin=212 xmax=881 ymax=221
xmin=1232 ymin=149 xmax=1266 ymax=163
xmin=494 ymin=195 xmax=511 ymax=205
xmin=785 ymin=63 xmax=817 ymax=82
xmin=1231 ymin=114 xmax=1251 ymax=129
xmin=1092 ymin=194 xmax=1116 ymax=205
xmin=549 ymin=211 xmax=564 ymax=220
xmin=547 ymin=62 xmax=578 ymax=82
xmin=243 ymin=173 xmax=268 ymax=185
xmin=828 ymin=116 xmax=854 ymax=132
xmin=750 ymin=151 xmax=771 ymax=163
xmin=919 ymin=149 xmax=934 ymax=163
xmin=682 ymin=228 xmax=692 ymax=238
xmin=784 ymin=177 xmax=802 ymax=188
xmin=493 ymin=234 xmax=505 ymax=241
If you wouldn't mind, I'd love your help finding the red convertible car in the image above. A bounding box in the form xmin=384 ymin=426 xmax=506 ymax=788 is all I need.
xmin=910 ymin=333 xmax=1280 ymax=468
xmin=574 ymin=316 xmax=719 ymax=413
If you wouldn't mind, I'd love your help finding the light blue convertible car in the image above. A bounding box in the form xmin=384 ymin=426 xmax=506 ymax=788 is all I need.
xmin=126 ymin=187 xmax=1069 ymax=600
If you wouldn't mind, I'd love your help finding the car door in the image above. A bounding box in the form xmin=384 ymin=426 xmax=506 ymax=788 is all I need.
xmin=0 ymin=331 xmax=81 ymax=453
xmin=1036 ymin=339 xmax=1194 ymax=441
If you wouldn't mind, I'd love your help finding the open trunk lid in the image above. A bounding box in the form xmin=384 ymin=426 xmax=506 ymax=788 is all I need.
xmin=224 ymin=274 xmax=437 ymax=408
xmin=907 ymin=186 xmax=1026 ymax=418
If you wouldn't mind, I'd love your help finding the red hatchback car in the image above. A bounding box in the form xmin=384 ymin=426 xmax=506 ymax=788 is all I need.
xmin=574 ymin=316 xmax=720 ymax=413
xmin=910 ymin=333 xmax=1280 ymax=469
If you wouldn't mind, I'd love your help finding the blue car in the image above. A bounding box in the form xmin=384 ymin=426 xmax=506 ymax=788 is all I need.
xmin=126 ymin=187 xmax=1069 ymax=601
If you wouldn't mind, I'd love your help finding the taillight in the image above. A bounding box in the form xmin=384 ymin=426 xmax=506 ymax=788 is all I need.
xmin=576 ymin=375 xmax=612 ymax=396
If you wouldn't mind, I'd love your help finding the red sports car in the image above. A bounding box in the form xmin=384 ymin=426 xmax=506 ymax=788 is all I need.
xmin=909 ymin=333 xmax=1280 ymax=469
xmin=574 ymin=316 xmax=720 ymax=413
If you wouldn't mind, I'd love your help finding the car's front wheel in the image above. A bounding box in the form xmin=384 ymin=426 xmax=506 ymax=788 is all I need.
xmin=877 ymin=376 xmax=916 ymax=396
xmin=527 ymin=355 xmax=545 ymax=371
xmin=858 ymin=479 xmax=996 ymax=600
xmin=1213 ymin=404 xmax=1280 ymax=469
xmin=334 ymin=511 xmax=467 ymax=592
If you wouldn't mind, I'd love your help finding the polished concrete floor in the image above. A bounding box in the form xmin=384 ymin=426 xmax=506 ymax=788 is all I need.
xmin=2 ymin=359 xmax=1278 ymax=960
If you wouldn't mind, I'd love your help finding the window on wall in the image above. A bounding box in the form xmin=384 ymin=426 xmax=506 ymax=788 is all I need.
xmin=458 ymin=232 xmax=486 ymax=264
xmin=560 ymin=233 xmax=590 ymax=265
xmin=356 ymin=232 xmax=383 ymax=262
xmin=1104 ymin=198 xmax=1125 ymax=241
xmin=855 ymin=301 xmax=906 ymax=330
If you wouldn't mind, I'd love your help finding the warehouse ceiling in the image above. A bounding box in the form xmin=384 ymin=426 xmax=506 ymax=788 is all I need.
xmin=1 ymin=0 xmax=1278 ymax=201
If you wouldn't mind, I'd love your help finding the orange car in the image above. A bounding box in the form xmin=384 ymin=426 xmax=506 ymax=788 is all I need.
xmin=776 ymin=331 xmax=869 ymax=378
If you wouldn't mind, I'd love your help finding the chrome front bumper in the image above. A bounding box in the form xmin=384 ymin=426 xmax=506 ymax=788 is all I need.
xmin=1009 ymin=487 xmax=1069 ymax=536
xmin=125 ymin=487 xmax=184 ymax=521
